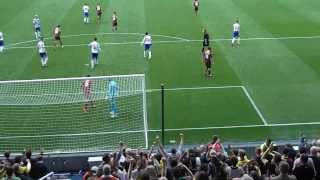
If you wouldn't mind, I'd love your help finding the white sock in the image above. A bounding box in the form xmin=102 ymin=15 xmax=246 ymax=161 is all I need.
xmin=91 ymin=60 xmax=94 ymax=69
xmin=35 ymin=32 xmax=38 ymax=39
xmin=84 ymin=18 xmax=86 ymax=23
xmin=41 ymin=59 xmax=45 ymax=66
xmin=237 ymin=38 xmax=240 ymax=45
xmin=148 ymin=51 xmax=152 ymax=59
xmin=45 ymin=57 xmax=48 ymax=65
xmin=232 ymin=38 xmax=235 ymax=44
xmin=144 ymin=51 xmax=146 ymax=58
xmin=0 ymin=47 xmax=3 ymax=52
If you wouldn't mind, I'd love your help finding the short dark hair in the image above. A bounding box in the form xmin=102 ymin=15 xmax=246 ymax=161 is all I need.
xmin=4 ymin=151 xmax=10 ymax=158
xmin=102 ymin=153 xmax=110 ymax=163
xmin=230 ymin=155 xmax=238 ymax=166
xmin=25 ymin=149 xmax=32 ymax=159
xmin=94 ymin=37 xmax=97 ymax=41
xmin=212 ymin=135 xmax=218 ymax=143
xmin=299 ymin=147 xmax=307 ymax=154
xmin=171 ymin=148 xmax=177 ymax=155
xmin=14 ymin=156 xmax=22 ymax=164
xmin=145 ymin=32 xmax=148 ymax=35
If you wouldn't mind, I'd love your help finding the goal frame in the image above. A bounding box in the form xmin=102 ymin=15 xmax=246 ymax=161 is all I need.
xmin=0 ymin=74 xmax=149 ymax=153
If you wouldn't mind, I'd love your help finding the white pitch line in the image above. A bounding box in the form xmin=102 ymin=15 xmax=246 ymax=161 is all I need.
xmin=6 ymin=32 xmax=189 ymax=47
xmin=241 ymin=86 xmax=268 ymax=125
xmin=6 ymin=35 xmax=320 ymax=50
xmin=147 ymin=85 xmax=242 ymax=92
xmin=1 ymin=121 xmax=320 ymax=139
xmin=148 ymin=121 xmax=320 ymax=132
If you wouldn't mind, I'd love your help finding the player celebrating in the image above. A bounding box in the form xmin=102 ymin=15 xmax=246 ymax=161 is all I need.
xmin=112 ymin=11 xmax=118 ymax=32
xmin=141 ymin=32 xmax=152 ymax=60
xmin=32 ymin=15 xmax=41 ymax=40
xmin=0 ymin=32 xmax=4 ymax=53
xmin=53 ymin=25 xmax=63 ymax=48
xmin=96 ymin=3 xmax=102 ymax=24
xmin=81 ymin=75 xmax=95 ymax=112
xmin=193 ymin=0 xmax=199 ymax=15
xmin=203 ymin=29 xmax=210 ymax=48
xmin=88 ymin=37 xmax=101 ymax=69
xmin=83 ymin=3 xmax=90 ymax=24
xmin=107 ymin=80 xmax=119 ymax=118
xmin=232 ymin=20 xmax=240 ymax=47
xmin=203 ymin=47 xmax=213 ymax=77
xmin=37 ymin=37 xmax=48 ymax=67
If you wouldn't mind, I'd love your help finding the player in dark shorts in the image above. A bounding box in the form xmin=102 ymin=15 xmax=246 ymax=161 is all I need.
xmin=53 ymin=25 xmax=63 ymax=48
xmin=112 ymin=11 xmax=118 ymax=32
xmin=203 ymin=29 xmax=210 ymax=47
xmin=203 ymin=47 xmax=213 ymax=77
xmin=96 ymin=4 xmax=102 ymax=24
xmin=194 ymin=0 xmax=199 ymax=15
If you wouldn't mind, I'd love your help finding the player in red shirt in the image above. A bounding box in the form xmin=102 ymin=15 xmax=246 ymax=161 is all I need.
xmin=202 ymin=47 xmax=213 ymax=77
xmin=53 ymin=25 xmax=63 ymax=48
xmin=81 ymin=75 xmax=95 ymax=112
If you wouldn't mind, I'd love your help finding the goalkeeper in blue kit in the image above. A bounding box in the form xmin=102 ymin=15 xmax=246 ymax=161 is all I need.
xmin=107 ymin=80 xmax=119 ymax=118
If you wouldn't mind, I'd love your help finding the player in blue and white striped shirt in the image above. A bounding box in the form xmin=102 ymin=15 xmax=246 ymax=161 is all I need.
xmin=107 ymin=80 xmax=119 ymax=118
xmin=88 ymin=37 xmax=101 ymax=69
xmin=141 ymin=32 xmax=152 ymax=60
xmin=232 ymin=20 xmax=240 ymax=47
xmin=32 ymin=15 xmax=41 ymax=40
xmin=83 ymin=3 xmax=90 ymax=24
xmin=37 ymin=37 xmax=48 ymax=67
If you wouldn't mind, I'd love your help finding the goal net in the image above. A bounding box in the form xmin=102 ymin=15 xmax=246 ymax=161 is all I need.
xmin=0 ymin=74 xmax=148 ymax=153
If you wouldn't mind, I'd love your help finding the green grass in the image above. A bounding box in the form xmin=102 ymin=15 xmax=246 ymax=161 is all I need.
xmin=1 ymin=0 xmax=320 ymax=153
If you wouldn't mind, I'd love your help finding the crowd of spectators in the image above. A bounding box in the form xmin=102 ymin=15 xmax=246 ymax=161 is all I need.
xmin=1 ymin=134 xmax=320 ymax=180
xmin=0 ymin=150 xmax=49 ymax=180
xmin=82 ymin=134 xmax=320 ymax=180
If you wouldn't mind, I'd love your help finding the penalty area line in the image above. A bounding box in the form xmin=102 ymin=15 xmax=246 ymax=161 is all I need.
xmin=241 ymin=86 xmax=268 ymax=125
xmin=5 ymin=35 xmax=320 ymax=50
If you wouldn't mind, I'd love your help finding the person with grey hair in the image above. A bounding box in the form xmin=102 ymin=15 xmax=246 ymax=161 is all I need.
xmin=271 ymin=161 xmax=296 ymax=180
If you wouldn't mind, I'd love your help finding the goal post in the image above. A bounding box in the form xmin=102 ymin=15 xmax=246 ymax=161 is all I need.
xmin=0 ymin=74 xmax=148 ymax=153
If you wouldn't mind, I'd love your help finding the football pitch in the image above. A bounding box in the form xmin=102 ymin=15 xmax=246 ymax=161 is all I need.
xmin=1 ymin=0 xmax=320 ymax=153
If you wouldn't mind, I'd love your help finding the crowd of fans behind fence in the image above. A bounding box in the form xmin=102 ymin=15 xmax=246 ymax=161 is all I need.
xmin=1 ymin=134 xmax=320 ymax=180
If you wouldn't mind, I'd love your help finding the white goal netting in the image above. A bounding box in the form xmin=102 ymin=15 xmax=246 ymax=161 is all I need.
xmin=0 ymin=74 xmax=148 ymax=153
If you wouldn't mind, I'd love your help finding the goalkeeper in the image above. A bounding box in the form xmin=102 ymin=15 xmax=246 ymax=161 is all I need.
xmin=107 ymin=80 xmax=119 ymax=118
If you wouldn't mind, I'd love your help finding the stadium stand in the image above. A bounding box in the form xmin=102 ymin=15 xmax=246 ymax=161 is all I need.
xmin=1 ymin=135 xmax=320 ymax=180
